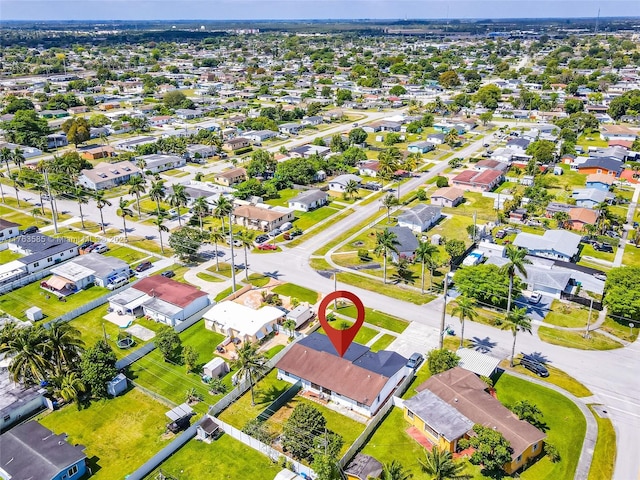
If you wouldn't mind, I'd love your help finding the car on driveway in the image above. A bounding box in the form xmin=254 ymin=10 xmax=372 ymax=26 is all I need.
xmin=258 ymin=243 xmax=277 ymax=251
xmin=21 ymin=226 xmax=39 ymax=235
xmin=528 ymin=292 xmax=542 ymax=304
xmin=520 ymin=357 xmax=549 ymax=377
xmin=135 ymin=261 xmax=153 ymax=272
xmin=255 ymin=235 xmax=269 ymax=245
xmin=495 ymin=229 xmax=507 ymax=239
xmin=594 ymin=242 xmax=614 ymax=253
xmin=593 ymin=272 xmax=607 ymax=281
xmin=268 ymin=229 xmax=281 ymax=238
xmin=160 ymin=270 xmax=175 ymax=278
xmin=406 ymin=353 xmax=424 ymax=370
xmin=92 ymin=243 xmax=108 ymax=254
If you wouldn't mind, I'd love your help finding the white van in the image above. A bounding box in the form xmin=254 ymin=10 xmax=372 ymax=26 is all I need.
xmin=107 ymin=276 xmax=129 ymax=290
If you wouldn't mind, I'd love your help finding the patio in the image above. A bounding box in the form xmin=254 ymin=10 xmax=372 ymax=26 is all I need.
xmin=104 ymin=311 xmax=135 ymax=328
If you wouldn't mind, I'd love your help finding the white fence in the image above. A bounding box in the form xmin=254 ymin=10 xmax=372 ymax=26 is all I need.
xmin=0 ymin=269 xmax=51 ymax=296
xmin=215 ymin=417 xmax=315 ymax=478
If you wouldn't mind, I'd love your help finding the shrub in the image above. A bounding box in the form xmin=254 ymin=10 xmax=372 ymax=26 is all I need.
xmin=358 ymin=248 xmax=371 ymax=261
xmin=435 ymin=176 xmax=449 ymax=188
xmin=545 ymin=442 xmax=561 ymax=463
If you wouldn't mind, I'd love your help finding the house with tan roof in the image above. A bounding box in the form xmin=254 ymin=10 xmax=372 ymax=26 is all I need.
xmin=430 ymin=186 xmax=465 ymax=207
xmin=214 ymin=167 xmax=247 ymax=186
xmin=78 ymin=160 xmax=141 ymax=190
xmin=568 ymin=207 xmax=598 ymax=231
xmin=232 ymin=204 xmax=294 ymax=232
xmin=600 ymin=124 xmax=637 ymax=141
xmin=404 ymin=367 xmax=546 ymax=474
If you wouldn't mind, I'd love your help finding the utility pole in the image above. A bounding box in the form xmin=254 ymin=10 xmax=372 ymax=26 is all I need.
xmin=439 ymin=265 xmax=450 ymax=349
xmin=585 ymin=298 xmax=594 ymax=338
xmin=228 ymin=211 xmax=236 ymax=293
xmin=43 ymin=169 xmax=58 ymax=234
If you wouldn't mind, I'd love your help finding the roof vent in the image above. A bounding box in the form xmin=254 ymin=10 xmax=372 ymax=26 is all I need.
xmin=454 ymin=398 xmax=458 ymax=402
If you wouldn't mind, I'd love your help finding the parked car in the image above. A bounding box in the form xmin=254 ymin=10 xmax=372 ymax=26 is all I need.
xmin=483 ymin=143 xmax=490 ymax=147
xmin=520 ymin=357 xmax=549 ymax=377
xmin=406 ymin=353 xmax=424 ymax=370
xmin=21 ymin=226 xmax=39 ymax=235
xmin=92 ymin=243 xmax=108 ymax=254
xmin=528 ymin=292 xmax=542 ymax=304
xmin=280 ymin=222 xmax=293 ymax=232
xmin=495 ymin=229 xmax=507 ymax=239
xmin=593 ymin=273 xmax=607 ymax=281
xmin=107 ymin=276 xmax=129 ymax=290
xmin=605 ymin=230 xmax=620 ymax=239
xmin=79 ymin=241 xmax=94 ymax=252
xmin=135 ymin=261 xmax=153 ymax=272
xmin=268 ymin=229 xmax=281 ymax=238
xmin=167 ymin=209 xmax=179 ymax=219
xmin=255 ymin=235 xmax=269 ymax=245
xmin=258 ymin=243 xmax=277 ymax=251
xmin=161 ymin=270 xmax=175 ymax=278
xmin=594 ymin=242 xmax=614 ymax=253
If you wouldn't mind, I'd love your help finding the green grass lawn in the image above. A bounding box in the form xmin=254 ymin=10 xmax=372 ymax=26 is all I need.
xmin=599 ymin=315 xmax=640 ymax=342
xmin=0 ymin=248 xmax=21 ymax=263
xmin=370 ymin=333 xmax=396 ymax=352
xmin=577 ymin=133 xmax=608 ymax=149
xmin=587 ymin=405 xmax=616 ymax=480
xmin=104 ymin=244 xmax=152 ymax=265
xmin=264 ymin=188 xmax=301 ymax=207
xmin=294 ymin=205 xmax=344 ymax=231
xmin=38 ymin=388 xmax=169 ymax=480
xmin=502 ymin=358 xmax=593 ymax=398
xmin=272 ymin=283 xmax=319 ymax=304
xmin=0 ymin=281 xmax=109 ymax=322
xmin=622 ymin=243 xmax=640 ymax=267
xmin=153 ymin=264 xmax=191 ymax=284
xmin=401 ymin=364 xmax=432 ymax=400
xmin=318 ymin=318 xmax=378 ymax=345
xmin=430 ymin=214 xmax=475 ymax=245
xmin=0 ymin=204 xmax=50 ymax=228
xmin=337 ymin=271 xmax=435 ymax=305
xmin=544 ymin=300 xmax=591 ymax=328
xmin=336 ymin=304 xmax=409 ymax=333
xmin=128 ymin=321 xmax=228 ymax=413
xmin=538 ymin=326 xmax=623 ymax=350
xmin=196 ymin=272 xmax=225 ymax=283
xmin=151 ymin=435 xmax=282 ymax=480
xmin=313 ymin=209 xmax=384 ymax=256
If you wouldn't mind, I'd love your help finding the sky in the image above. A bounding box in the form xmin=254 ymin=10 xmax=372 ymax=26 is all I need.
xmin=2 ymin=0 xmax=640 ymax=21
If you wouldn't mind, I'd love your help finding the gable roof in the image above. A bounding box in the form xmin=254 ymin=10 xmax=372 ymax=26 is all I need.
xmin=404 ymin=389 xmax=475 ymax=441
xmin=388 ymin=226 xmax=419 ymax=252
xmin=397 ymin=204 xmax=442 ymax=226
xmin=431 ymin=186 xmax=465 ymax=201
xmin=0 ymin=218 xmax=20 ymax=230
xmin=586 ymin=173 xmax=614 ymax=185
xmin=289 ymin=189 xmax=327 ymax=205
xmin=215 ymin=167 xmax=246 ymax=179
xmin=233 ymin=204 xmax=291 ymax=222
xmin=80 ymin=160 xmax=140 ymax=183
xmin=578 ymin=157 xmax=623 ymax=174
xmin=569 ymin=207 xmax=598 ymax=225
xmin=133 ymin=276 xmax=207 ymax=309
xmin=513 ymin=230 xmax=581 ymax=258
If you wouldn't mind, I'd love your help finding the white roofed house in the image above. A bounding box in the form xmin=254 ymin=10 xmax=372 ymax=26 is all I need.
xmin=397 ymin=204 xmax=442 ymax=233
xmin=78 ymin=161 xmax=141 ymax=191
xmin=203 ymin=301 xmax=285 ymax=343
xmin=328 ymin=174 xmax=361 ymax=192
xmin=513 ymin=230 xmax=581 ymax=262
xmin=48 ymin=253 xmax=129 ymax=290
xmin=232 ymin=204 xmax=295 ymax=232
xmin=136 ymin=154 xmax=186 ymax=174
xmin=288 ymin=189 xmax=328 ymax=212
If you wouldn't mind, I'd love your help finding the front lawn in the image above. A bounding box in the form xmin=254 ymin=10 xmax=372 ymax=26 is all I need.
xmin=0 ymin=248 xmax=21 ymax=263
xmin=38 ymin=388 xmax=169 ymax=480
xmin=336 ymin=304 xmax=409 ymax=333
xmin=544 ymin=300 xmax=591 ymax=328
xmin=337 ymin=271 xmax=435 ymax=305
xmin=538 ymin=326 xmax=623 ymax=350
xmin=599 ymin=315 xmax=640 ymax=342
xmin=622 ymin=244 xmax=640 ymax=267
xmin=370 ymin=333 xmax=396 ymax=352
xmin=272 ymin=283 xmax=319 ymax=304
xmin=151 ymin=435 xmax=282 ymax=480
xmin=104 ymin=244 xmax=152 ymax=265
xmin=0 ymin=281 xmax=109 ymax=321
xmin=318 ymin=319 xmax=378 ymax=345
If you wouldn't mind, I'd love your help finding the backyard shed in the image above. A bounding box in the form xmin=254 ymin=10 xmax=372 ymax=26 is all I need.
xmin=106 ymin=373 xmax=128 ymax=397
xmin=196 ymin=416 xmax=221 ymax=443
xmin=25 ymin=307 xmax=43 ymax=322
xmin=203 ymin=357 xmax=229 ymax=379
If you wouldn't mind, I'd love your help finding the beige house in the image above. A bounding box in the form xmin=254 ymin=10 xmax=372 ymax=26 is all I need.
xmin=214 ymin=167 xmax=247 ymax=186
xmin=430 ymin=187 xmax=465 ymax=207
xmin=232 ymin=204 xmax=294 ymax=232
xmin=223 ymin=137 xmax=250 ymax=151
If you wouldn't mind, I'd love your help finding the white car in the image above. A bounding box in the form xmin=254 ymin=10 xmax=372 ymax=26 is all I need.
xmin=528 ymin=293 xmax=542 ymax=304
xmin=92 ymin=243 xmax=108 ymax=254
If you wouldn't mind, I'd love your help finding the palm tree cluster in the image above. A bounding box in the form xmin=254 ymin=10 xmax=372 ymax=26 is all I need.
xmin=0 ymin=322 xmax=86 ymax=406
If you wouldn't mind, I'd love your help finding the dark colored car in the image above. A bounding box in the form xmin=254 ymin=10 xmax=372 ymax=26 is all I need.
xmin=594 ymin=242 xmax=614 ymax=253
xmin=79 ymin=241 xmax=94 ymax=252
xmin=255 ymin=235 xmax=269 ymax=245
xmin=22 ymin=226 xmax=39 ymax=235
xmin=406 ymin=353 xmax=424 ymax=370
xmin=495 ymin=230 xmax=507 ymax=239
xmin=161 ymin=270 xmax=175 ymax=278
xmin=135 ymin=261 xmax=153 ymax=272
xmin=520 ymin=357 xmax=549 ymax=377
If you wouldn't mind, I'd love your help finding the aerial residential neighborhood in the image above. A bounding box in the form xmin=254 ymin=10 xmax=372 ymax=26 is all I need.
xmin=0 ymin=6 xmax=639 ymax=480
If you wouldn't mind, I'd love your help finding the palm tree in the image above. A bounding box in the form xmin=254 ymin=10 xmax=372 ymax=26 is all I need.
xmin=137 ymin=157 xmax=147 ymax=174
xmin=343 ymin=179 xmax=360 ymax=200
xmin=10 ymin=173 xmax=22 ymax=207
xmin=553 ymin=211 xmax=571 ymax=229
xmin=30 ymin=207 xmax=42 ymax=219
xmin=501 ymin=307 xmax=533 ymax=367
xmin=444 ymin=129 xmax=460 ymax=147
xmin=93 ymin=191 xmax=112 ymax=234
xmin=419 ymin=447 xmax=470 ymax=480
xmin=374 ymin=228 xmax=400 ymax=284
xmin=452 ymin=295 xmax=478 ymax=348
xmin=232 ymin=342 xmax=267 ymax=406
xmin=209 ymin=227 xmax=225 ymax=271
xmin=382 ymin=460 xmax=413 ymax=480
xmin=118 ymin=197 xmax=134 ymax=242
xmin=72 ymin=186 xmax=89 ymax=229
xmin=283 ymin=319 xmax=297 ymax=338
xmin=381 ymin=193 xmax=398 ymax=222
xmin=11 ymin=148 xmax=24 ymax=172
xmin=149 ymin=179 xmax=166 ymax=215
xmin=415 ymin=240 xmax=439 ymax=293
xmin=45 ymin=322 xmax=84 ymax=374
xmin=128 ymin=175 xmax=146 ymax=218
xmin=0 ymin=172 xmax=5 ymax=203
xmin=57 ymin=371 xmax=87 ymax=409
xmin=0 ymin=147 xmax=12 ymax=176
xmin=167 ymin=184 xmax=189 ymax=227
xmin=377 ymin=147 xmax=401 ymax=185
xmin=153 ymin=213 xmax=169 ymax=254
xmin=236 ymin=230 xmax=256 ymax=281
xmin=192 ymin=196 xmax=210 ymax=231
xmin=0 ymin=325 xmax=49 ymax=384
xmin=213 ymin=196 xmax=233 ymax=233
xmin=500 ymin=245 xmax=530 ymax=313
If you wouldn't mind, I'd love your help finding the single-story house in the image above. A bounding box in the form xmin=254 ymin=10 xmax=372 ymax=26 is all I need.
xmin=214 ymin=167 xmax=247 ymax=187
xmin=0 ymin=218 xmax=20 ymax=241
xmin=301 ymin=116 xmax=323 ymax=126
xmin=288 ymin=144 xmax=331 ymax=158
xmin=474 ymin=159 xmax=509 ymax=173
xmin=506 ymin=138 xmax=531 ymax=151
xmin=571 ymin=188 xmax=610 ymax=208
xmin=600 ymin=124 xmax=637 ymax=141
xmin=576 ymin=157 xmax=623 ymax=177
xmin=388 ymin=226 xmax=419 ymax=261
xmin=288 ymin=189 xmax=328 ymax=212
xmin=405 ymin=368 xmax=545 ymax=474
xmin=513 ymin=230 xmax=581 ymax=262
xmin=50 ymin=253 xmax=129 ymax=289
xmin=78 ymin=161 xmax=141 ymax=191
xmin=46 ymin=133 xmax=68 ymax=149
xmin=568 ymin=207 xmax=598 ymax=231
xmin=276 ymin=332 xmax=408 ymax=417
xmin=545 ymin=202 xmax=573 ymax=216
xmin=397 ymin=204 xmax=442 ymax=233
xmin=79 ymin=145 xmax=116 ymax=161
xmin=430 ymin=187 xmax=465 ymax=207
xmin=137 ymin=154 xmax=186 ymax=174
xmin=109 ymin=276 xmax=210 ymax=326
xmin=175 ymin=108 xmax=203 ymax=120
xmin=8 ymin=234 xmax=78 ymax=274
xmin=427 ymin=133 xmax=445 ymax=145
xmin=113 ymin=136 xmax=156 ymax=152
xmin=585 ymin=173 xmax=614 ymax=191
xmin=223 ymin=137 xmax=251 ymax=151
xmin=203 ymin=301 xmax=284 ymax=343
xmin=0 ymin=421 xmax=87 ymax=480
xmin=487 ymin=256 xmax=572 ymax=298
xmin=279 ymin=123 xmax=302 ymax=135
xmin=232 ymin=204 xmax=295 ymax=232
xmin=244 ymin=130 xmax=277 ymax=143
xmin=328 ymin=174 xmax=361 ymax=192
xmin=451 ymin=169 xmax=504 ymax=192
xmin=358 ymin=161 xmax=380 ymax=177
xmin=407 ymin=141 xmax=435 ymax=154
xmin=185 ymin=144 xmax=217 ymax=161
xmin=344 ymin=454 xmax=383 ymax=480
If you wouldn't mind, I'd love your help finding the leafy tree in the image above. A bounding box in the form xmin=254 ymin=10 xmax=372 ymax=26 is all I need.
xmin=545 ymin=442 xmax=561 ymax=463
xmin=61 ymin=117 xmax=90 ymax=147
xmin=382 ymin=460 xmax=414 ymax=480
xmin=479 ymin=112 xmax=493 ymax=125
xmin=283 ymin=403 xmax=327 ymax=460
xmin=501 ymin=307 xmax=532 ymax=367
xmin=603 ymin=266 xmax=640 ymax=321
xmin=247 ymin=149 xmax=277 ymax=178
xmin=384 ymin=132 xmax=401 ymax=146
xmin=342 ymin=146 xmax=367 ymax=165
xmin=163 ymin=90 xmax=188 ymax=108
xmin=1 ymin=110 xmax=49 ymax=148
xmin=500 ymin=245 xmax=531 ymax=312
xmin=564 ymin=99 xmax=584 ymax=114
xmin=80 ymin=340 xmax=117 ymax=398
xmin=213 ymin=196 xmax=233 ymax=234
xmin=312 ymin=453 xmax=342 ymax=480
xmin=509 ymin=400 xmax=544 ymax=427
xmin=389 ymin=85 xmax=407 ymax=96
xmin=445 ymin=130 xmax=460 ymax=147
xmin=526 ymin=140 xmax=556 ymax=164
xmin=233 ymin=342 xmax=267 ymax=406
xmin=336 ymin=89 xmax=352 ymax=105
xmin=468 ymin=425 xmax=512 ymax=472
xmin=439 ymin=70 xmax=461 ymax=88
xmin=427 ymin=349 xmax=460 ymax=375
xmin=444 ymin=239 xmax=465 ymax=264
xmin=473 ymin=85 xmax=501 ymax=109
xmin=155 ymin=326 xmax=182 ymax=362
xmin=452 ymin=295 xmax=478 ymax=348
xmin=435 ymin=176 xmax=449 ymax=188
xmin=169 ymin=226 xmax=208 ymax=261
xmin=275 ymin=157 xmax=317 ymax=186
xmin=374 ymin=228 xmax=400 ymax=284
xmin=419 ymin=447 xmax=470 ymax=480
xmin=242 ymin=419 xmax=273 ymax=444
xmin=181 ymin=345 xmax=199 ymax=373
xmin=454 ymin=264 xmax=518 ymax=309
xmin=3 ymin=97 xmax=35 ymax=113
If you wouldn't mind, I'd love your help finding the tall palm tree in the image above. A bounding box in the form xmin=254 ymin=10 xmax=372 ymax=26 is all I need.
xmin=0 ymin=147 xmax=12 ymax=176
xmin=137 ymin=157 xmax=147 ymax=175
xmin=11 ymin=148 xmax=24 ymax=172
xmin=153 ymin=213 xmax=169 ymax=254
xmin=236 ymin=229 xmax=256 ymax=281
xmin=403 ymin=152 xmax=421 ymax=174
xmin=213 ymin=196 xmax=233 ymax=234
xmin=0 ymin=172 xmax=5 ymax=203
xmin=149 ymin=179 xmax=166 ymax=215
xmin=381 ymin=193 xmax=398 ymax=222
xmin=0 ymin=325 xmax=49 ymax=384
xmin=57 ymin=371 xmax=87 ymax=409
xmin=209 ymin=227 xmax=225 ymax=271
xmin=501 ymin=307 xmax=533 ymax=367
xmin=45 ymin=322 xmax=84 ymax=374
xmin=72 ymin=186 xmax=89 ymax=229
xmin=10 ymin=173 xmax=22 ymax=207
xmin=167 ymin=183 xmax=189 ymax=227
xmin=415 ymin=240 xmax=439 ymax=293
xmin=377 ymin=147 xmax=401 ymax=186
xmin=192 ymin=196 xmax=210 ymax=231
xmin=128 ymin=175 xmax=146 ymax=218
xmin=553 ymin=211 xmax=571 ymax=229
xmin=232 ymin=342 xmax=267 ymax=406
xmin=118 ymin=197 xmax=134 ymax=242
xmin=419 ymin=447 xmax=470 ymax=480
xmin=93 ymin=191 xmax=112 ymax=234
xmin=382 ymin=460 xmax=413 ymax=480
xmin=343 ymin=179 xmax=360 ymax=200
xmin=452 ymin=295 xmax=478 ymax=348
xmin=500 ymin=245 xmax=530 ymax=313
xmin=374 ymin=228 xmax=400 ymax=284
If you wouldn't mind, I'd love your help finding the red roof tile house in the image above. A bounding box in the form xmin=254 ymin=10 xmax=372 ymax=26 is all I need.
xmin=451 ymin=169 xmax=504 ymax=192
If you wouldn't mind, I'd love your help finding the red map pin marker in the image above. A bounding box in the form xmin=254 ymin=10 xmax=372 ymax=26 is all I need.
xmin=318 ymin=290 xmax=365 ymax=358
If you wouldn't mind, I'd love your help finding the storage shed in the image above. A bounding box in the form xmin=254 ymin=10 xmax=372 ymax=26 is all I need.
xmin=106 ymin=373 xmax=128 ymax=397
xmin=203 ymin=357 xmax=229 ymax=379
